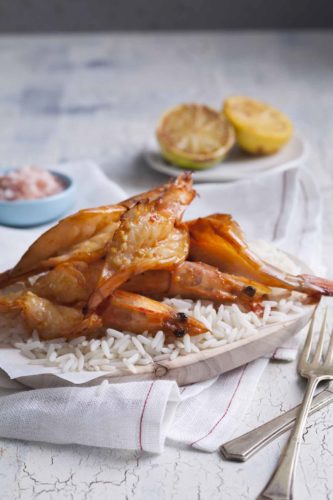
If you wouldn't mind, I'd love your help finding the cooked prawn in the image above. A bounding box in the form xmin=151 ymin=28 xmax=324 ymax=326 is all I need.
xmin=187 ymin=214 xmax=333 ymax=296
xmin=0 ymin=291 xmax=102 ymax=340
xmin=124 ymin=261 xmax=271 ymax=306
xmin=30 ymin=259 xmax=269 ymax=314
xmin=99 ymin=289 xmax=208 ymax=338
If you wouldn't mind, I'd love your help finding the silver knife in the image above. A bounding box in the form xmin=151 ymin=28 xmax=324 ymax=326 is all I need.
xmin=220 ymin=383 xmax=333 ymax=462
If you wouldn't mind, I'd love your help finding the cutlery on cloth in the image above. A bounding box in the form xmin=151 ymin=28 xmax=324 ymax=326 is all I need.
xmin=220 ymin=382 xmax=333 ymax=462
xmin=258 ymin=308 xmax=333 ymax=499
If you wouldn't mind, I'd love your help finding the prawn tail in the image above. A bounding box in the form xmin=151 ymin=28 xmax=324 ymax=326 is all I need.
xmin=301 ymin=274 xmax=333 ymax=296
xmin=0 ymin=269 xmax=12 ymax=289
xmin=89 ymin=269 xmax=132 ymax=310
xmin=70 ymin=313 xmax=104 ymax=338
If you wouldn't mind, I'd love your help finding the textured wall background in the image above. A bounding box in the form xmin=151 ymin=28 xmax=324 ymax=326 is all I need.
xmin=0 ymin=0 xmax=333 ymax=32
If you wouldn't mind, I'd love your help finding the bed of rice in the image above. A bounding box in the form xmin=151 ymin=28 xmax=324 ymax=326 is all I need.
xmin=0 ymin=241 xmax=305 ymax=374
xmin=0 ymin=296 xmax=304 ymax=374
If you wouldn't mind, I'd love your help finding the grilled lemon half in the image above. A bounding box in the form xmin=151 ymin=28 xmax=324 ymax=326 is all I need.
xmin=223 ymin=96 xmax=293 ymax=155
xmin=156 ymin=104 xmax=235 ymax=169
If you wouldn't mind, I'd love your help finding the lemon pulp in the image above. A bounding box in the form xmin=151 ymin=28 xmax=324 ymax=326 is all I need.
xmin=156 ymin=104 xmax=235 ymax=169
xmin=223 ymin=96 xmax=293 ymax=155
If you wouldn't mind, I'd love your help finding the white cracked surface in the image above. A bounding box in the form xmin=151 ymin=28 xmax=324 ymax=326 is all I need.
xmin=0 ymin=31 xmax=333 ymax=499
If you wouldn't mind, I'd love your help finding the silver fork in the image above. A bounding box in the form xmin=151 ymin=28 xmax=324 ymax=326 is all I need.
xmin=258 ymin=308 xmax=333 ymax=500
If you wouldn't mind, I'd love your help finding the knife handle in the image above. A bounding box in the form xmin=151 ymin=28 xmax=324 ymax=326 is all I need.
xmin=220 ymin=388 xmax=333 ymax=462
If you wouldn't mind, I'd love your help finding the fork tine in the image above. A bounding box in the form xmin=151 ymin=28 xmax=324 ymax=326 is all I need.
xmin=324 ymin=326 xmax=333 ymax=366
xmin=313 ymin=307 xmax=328 ymax=363
xmin=299 ymin=310 xmax=316 ymax=367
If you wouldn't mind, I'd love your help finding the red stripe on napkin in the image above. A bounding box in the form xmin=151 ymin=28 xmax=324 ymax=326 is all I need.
xmin=139 ymin=381 xmax=155 ymax=451
xmin=190 ymin=364 xmax=248 ymax=447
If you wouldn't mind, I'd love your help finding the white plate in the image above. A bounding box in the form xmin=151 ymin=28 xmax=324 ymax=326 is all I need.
xmin=144 ymin=135 xmax=307 ymax=182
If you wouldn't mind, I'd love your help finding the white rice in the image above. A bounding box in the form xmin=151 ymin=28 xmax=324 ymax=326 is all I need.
xmin=0 ymin=241 xmax=306 ymax=374
xmin=0 ymin=295 xmax=304 ymax=374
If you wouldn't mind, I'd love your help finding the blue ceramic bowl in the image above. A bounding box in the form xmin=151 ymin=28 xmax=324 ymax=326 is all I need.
xmin=0 ymin=170 xmax=76 ymax=227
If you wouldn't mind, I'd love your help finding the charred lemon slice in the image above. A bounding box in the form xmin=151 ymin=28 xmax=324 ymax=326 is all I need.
xmin=156 ymin=104 xmax=235 ymax=169
xmin=223 ymin=96 xmax=293 ymax=155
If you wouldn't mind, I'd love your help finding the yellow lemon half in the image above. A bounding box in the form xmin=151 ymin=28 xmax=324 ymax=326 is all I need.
xmin=156 ymin=104 xmax=235 ymax=169
xmin=223 ymin=96 xmax=293 ymax=155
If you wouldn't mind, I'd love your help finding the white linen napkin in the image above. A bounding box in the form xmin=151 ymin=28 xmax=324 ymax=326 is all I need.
xmin=0 ymin=161 xmax=322 ymax=453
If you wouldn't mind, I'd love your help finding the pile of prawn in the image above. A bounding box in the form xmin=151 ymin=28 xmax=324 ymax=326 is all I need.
xmin=0 ymin=173 xmax=332 ymax=342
